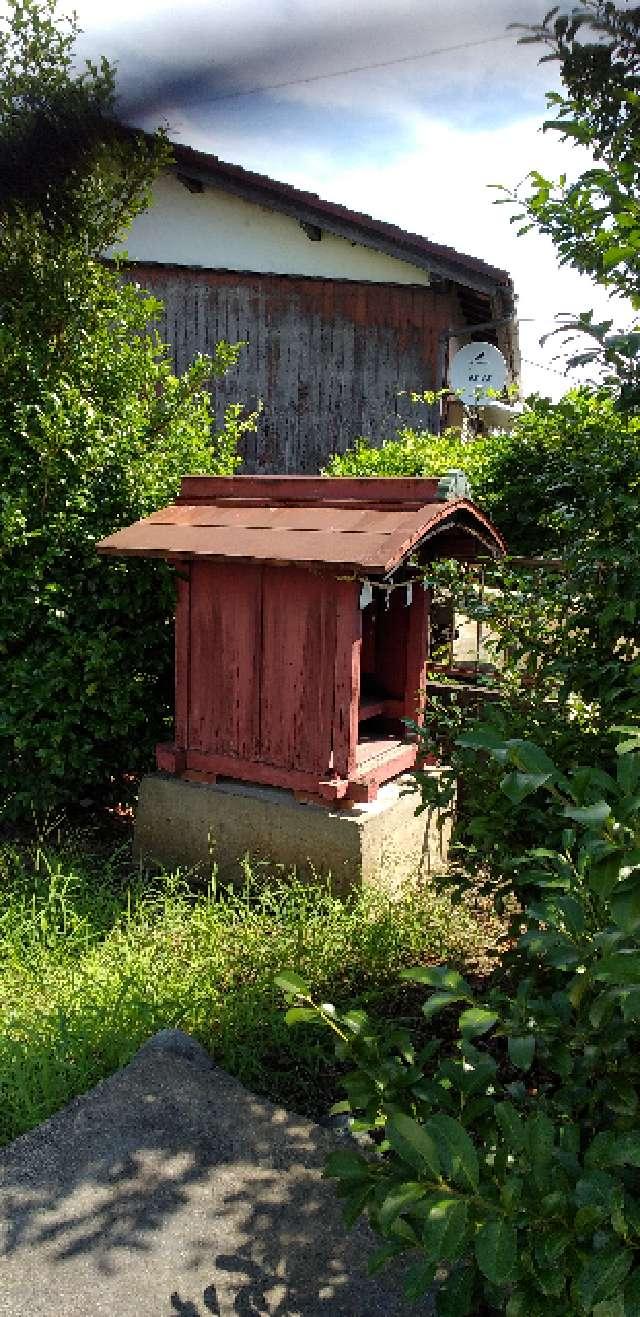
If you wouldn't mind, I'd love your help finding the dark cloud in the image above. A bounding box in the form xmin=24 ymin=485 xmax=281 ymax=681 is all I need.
xmin=73 ymin=0 xmax=558 ymax=138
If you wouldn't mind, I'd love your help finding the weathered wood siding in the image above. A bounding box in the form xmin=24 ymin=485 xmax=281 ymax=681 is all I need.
xmin=123 ymin=265 xmax=462 ymax=474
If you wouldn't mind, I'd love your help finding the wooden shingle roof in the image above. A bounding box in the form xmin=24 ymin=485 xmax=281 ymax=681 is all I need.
xmin=97 ymin=477 xmax=506 ymax=576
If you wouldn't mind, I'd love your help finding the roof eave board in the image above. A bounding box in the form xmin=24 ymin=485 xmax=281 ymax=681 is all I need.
xmin=95 ymin=498 xmax=505 ymax=573
xmin=169 ymin=166 xmax=510 ymax=298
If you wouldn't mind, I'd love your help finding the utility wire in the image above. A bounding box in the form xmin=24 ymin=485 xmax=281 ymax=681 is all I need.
xmin=206 ymin=33 xmax=514 ymax=103
xmin=521 ymin=356 xmax=572 ymax=378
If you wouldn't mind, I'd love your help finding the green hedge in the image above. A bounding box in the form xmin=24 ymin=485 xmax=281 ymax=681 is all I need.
xmin=0 ymin=230 xmax=246 ymax=820
xmin=326 ymin=391 xmax=640 ymax=556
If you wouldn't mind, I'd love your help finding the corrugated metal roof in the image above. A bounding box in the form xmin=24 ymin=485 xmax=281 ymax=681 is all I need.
xmin=96 ymin=478 xmax=506 ymax=575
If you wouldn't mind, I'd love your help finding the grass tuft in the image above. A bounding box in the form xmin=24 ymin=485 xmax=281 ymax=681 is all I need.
xmin=0 ymin=834 xmax=505 ymax=1145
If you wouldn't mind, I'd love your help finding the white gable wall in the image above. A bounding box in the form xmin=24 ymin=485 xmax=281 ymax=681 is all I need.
xmin=109 ymin=173 xmax=430 ymax=286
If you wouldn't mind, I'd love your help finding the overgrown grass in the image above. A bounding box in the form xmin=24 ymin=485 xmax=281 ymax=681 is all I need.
xmin=0 ymin=831 xmax=506 ymax=1146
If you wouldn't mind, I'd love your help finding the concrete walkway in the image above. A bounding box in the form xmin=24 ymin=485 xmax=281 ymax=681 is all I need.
xmin=0 ymin=1030 xmax=433 ymax=1316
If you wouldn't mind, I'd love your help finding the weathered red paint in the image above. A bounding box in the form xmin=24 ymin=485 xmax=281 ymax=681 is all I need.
xmin=176 ymin=475 xmax=443 ymax=507
xmin=97 ymin=476 xmax=505 ymax=802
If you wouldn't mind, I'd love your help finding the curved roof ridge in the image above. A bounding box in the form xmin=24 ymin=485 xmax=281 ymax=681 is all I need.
xmin=97 ymin=487 xmax=506 ymax=574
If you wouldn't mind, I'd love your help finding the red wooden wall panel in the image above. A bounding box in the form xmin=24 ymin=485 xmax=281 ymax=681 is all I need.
xmin=175 ymin=557 xmax=429 ymax=792
xmin=188 ymin=561 xmax=262 ymax=758
xmin=404 ymin=585 xmax=429 ymax=725
xmin=173 ymin=566 xmax=191 ymax=750
xmin=332 ymin=578 xmax=361 ymax=778
xmin=259 ymin=566 xmax=336 ymax=775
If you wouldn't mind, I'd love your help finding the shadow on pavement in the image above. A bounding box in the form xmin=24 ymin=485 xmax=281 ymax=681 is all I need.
xmin=0 ymin=1029 xmax=433 ymax=1315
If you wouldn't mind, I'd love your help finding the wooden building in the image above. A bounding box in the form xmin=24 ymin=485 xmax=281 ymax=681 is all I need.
xmin=110 ymin=143 xmax=520 ymax=474
xmin=97 ymin=476 xmax=506 ymax=804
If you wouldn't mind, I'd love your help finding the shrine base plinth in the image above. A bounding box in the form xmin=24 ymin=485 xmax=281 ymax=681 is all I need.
xmin=134 ymin=770 xmax=453 ymax=893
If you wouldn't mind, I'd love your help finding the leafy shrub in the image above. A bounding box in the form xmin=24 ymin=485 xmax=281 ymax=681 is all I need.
xmin=0 ymin=1 xmax=255 ymax=818
xmin=327 ymin=390 xmax=640 ymax=557
xmin=413 ymin=546 xmax=640 ymax=874
xmin=0 ymin=243 xmax=247 ymax=819
xmin=356 ymin=389 xmax=640 ymax=868
xmin=325 ymin=425 xmax=497 ymax=489
xmin=278 ymin=731 xmax=640 ymax=1315
xmin=497 ymin=1 xmax=640 ymax=404
xmin=469 ymin=390 xmax=640 ymax=557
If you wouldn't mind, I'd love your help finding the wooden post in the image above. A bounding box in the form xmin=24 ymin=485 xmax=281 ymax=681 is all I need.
xmin=403 ymin=585 xmax=429 ymax=728
xmin=332 ymin=578 xmax=361 ymax=779
xmin=174 ymin=562 xmax=191 ymax=752
xmin=156 ymin=559 xmax=190 ymax=775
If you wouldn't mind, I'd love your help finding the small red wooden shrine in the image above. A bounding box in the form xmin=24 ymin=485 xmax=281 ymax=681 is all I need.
xmin=98 ymin=476 xmax=505 ymax=803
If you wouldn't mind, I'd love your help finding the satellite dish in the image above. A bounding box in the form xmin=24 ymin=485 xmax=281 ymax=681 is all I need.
xmin=449 ymin=342 xmax=508 ymax=407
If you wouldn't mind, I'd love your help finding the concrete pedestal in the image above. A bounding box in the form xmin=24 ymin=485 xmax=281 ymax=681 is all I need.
xmin=134 ymin=770 xmax=453 ymax=892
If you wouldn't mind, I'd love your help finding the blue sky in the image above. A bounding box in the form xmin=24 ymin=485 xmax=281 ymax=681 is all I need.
xmin=70 ymin=0 xmax=630 ymax=400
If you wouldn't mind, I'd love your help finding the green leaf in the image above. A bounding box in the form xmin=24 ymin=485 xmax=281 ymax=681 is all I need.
xmin=589 ymin=990 xmax=614 ymax=1028
xmin=506 ymin=1295 xmax=536 ymax=1317
xmin=576 ymin=1247 xmax=633 ymax=1310
xmin=592 ymin=1299 xmax=625 ymax=1317
xmin=589 ymin=854 xmax=626 ymax=901
xmin=596 ymin=952 xmax=640 ymax=985
xmin=341 ymin=1181 xmax=372 ymax=1229
xmin=458 ymin=1007 xmax=499 ymax=1039
xmin=500 ymin=1177 xmax=524 ymax=1210
xmin=610 ymin=1133 xmax=640 ymax=1168
xmin=508 ymin=1035 xmax=536 ymax=1071
xmin=425 ymin=1114 xmax=479 ymax=1192
xmin=606 ymin=1077 xmax=639 ymax=1117
xmin=621 ymin=987 xmax=640 ymax=1020
xmin=611 ymin=873 xmax=640 ymax=934
xmin=616 ymin=737 xmax=640 ymax=756
xmin=284 ymin=1006 xmax=318 ymax=1025
xmin=602 ymin=246 xmax=630 ymax=272
xmin=563 ymin=801 xmax=612 ymax=825
xmin=501 ymin=770 xmax=553 ymax=804
xmin=378 ymin=1182 xmax=427 ymax=1230
xmin=422 ymin=992 xmax=470 ymax=1019
xmin=401 ymin=966 xmax=472 ymax=994
xmin=505 ymin=739 xmax=557 ymax=776
xmin=436 ymin=1263 xmax=475 ymax=1316
xmin=403 ymin=1260 xmax=437 ymax=1302
xmin=475 ymin=1219 xmax=519 ymax=1285
xmin=274 ymin=971 xmax=311 ymax=997
xmin=575 ymin=1170 xmax=620 ymax=1218
xmin=456 ymin=727 xmax=507 ymax=752
xmin=341 ymin=1009 xmax=369 ymax=1035
xmin=367 ymin=1241 xmax=404 ymax=1276
xmin=535 ymin=1229 xmax=573 ymax=1269
xmin=586 ymin=1132 xmax=617 ymax=1170
xmin=623 ymin=1269 xmax=640 ymax=1312
xmin=324 ymin=1149 xmax=371 ymax=1181
xmin=495 ymin=1103 xmax=526 ymax=1152
xmin=526 ymin=1113 xmax=555 ymax=1169
xmin=389 ymin=1214 xmax=419 ymax=1245
xmin=386 ymin=1112 xmax=441 ymax=1178
xmin=575 ymin=1205 xmax=603 ymax=1236
xmin=422 ymin=1197 xmax=469 ymax=1262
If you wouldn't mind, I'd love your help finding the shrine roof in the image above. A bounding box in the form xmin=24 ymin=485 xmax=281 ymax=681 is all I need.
xmin=96 ymin=476 xmax=506 ymax=575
